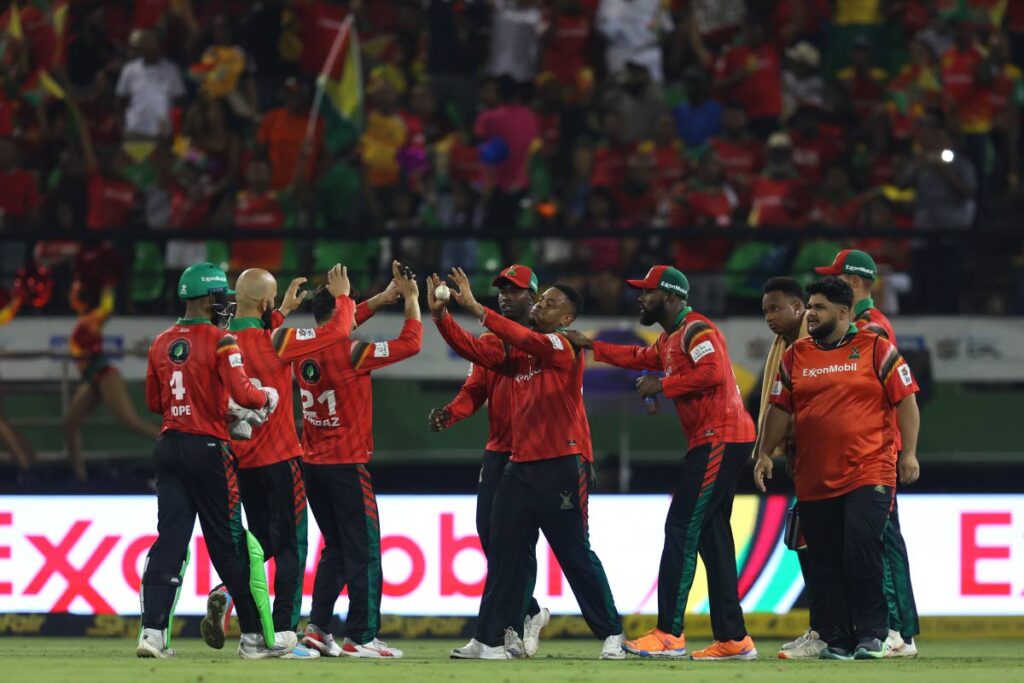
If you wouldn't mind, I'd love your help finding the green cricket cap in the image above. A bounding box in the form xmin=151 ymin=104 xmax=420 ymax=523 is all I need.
xmin=626 ymin=265 xmax=690 ymax=298
xmin=815 ymin=249 xmax=877 ymax=280
xmin=178 ymin=262 xmax=234 ymax=299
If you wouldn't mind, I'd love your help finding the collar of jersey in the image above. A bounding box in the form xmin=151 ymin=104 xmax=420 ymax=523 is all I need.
xmin=813 ymin=323 xmax=859 ymax=350
xmin=671 ymin=307 xmax=693 ymax=332
xmin=853 ymin=297 xmax=875 ymax=318
xmin=176 ymin=317 xmax=212 ymax=326
xmin=229 ymin=317 xmax=265 ymax=331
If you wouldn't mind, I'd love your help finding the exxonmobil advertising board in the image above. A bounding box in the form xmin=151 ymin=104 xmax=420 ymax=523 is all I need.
xmin=0 ymin=495 xmax=1020 ymax=616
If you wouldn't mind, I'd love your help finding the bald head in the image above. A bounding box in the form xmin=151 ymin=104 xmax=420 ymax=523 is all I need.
xmin=235 ymin=268 xmax=277 ymax=318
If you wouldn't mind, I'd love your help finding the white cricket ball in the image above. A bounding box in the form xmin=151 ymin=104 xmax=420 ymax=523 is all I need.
xmin=434 ymin=284 xmax=451 ymax=303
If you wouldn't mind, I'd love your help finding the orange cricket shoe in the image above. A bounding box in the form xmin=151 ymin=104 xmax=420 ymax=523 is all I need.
xmin=622 ymin=629 xmax=688 ymax=658
xmin=691 ymin=636 xmax=758 ymax=661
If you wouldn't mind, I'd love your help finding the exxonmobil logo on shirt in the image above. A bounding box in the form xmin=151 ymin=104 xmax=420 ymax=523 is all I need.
xmin=802 ymin=362 xmax=858 ymax=378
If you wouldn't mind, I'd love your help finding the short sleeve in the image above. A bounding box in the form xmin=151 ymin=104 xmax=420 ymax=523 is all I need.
xmin=769 ymin=347 xmax=795 ymax=413
xmin=874 ymin=337 xmax=919 ymax=405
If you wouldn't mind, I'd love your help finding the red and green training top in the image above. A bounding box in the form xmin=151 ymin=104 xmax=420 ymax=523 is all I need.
xmin=592 ymin=309 xmax=755 ymax=449
xmin=227 ymin=295 xmax=355 ymax=469
xmin=435 ymin=309 xmax=592 ymax=463
xmin=146 ymin=319 xmax=267 ymax=441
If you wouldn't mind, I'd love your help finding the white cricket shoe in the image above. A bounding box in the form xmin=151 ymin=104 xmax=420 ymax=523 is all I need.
xmin=340 ymin=637 xmax=404 ymax=658
xmin=450 ymin=638 xmax=510 ymax=660
xmin=503 ymin=628 xmax=526 ymax=659
xmin=237 ymin=631 xmax=298 ymax=659
xmin=884 ymin=629 xmax=905 ymax=657
xmin=302 ymin=623 xmax=342 ymax=657
xmin=887 ymin=632 xmax=919 ymax=658
xmin=136 ymin=628 xmax=175 ymax=658
xmin=778 ymin=629 xmax=827 ymax=659
xmin=600 ymin=633 xmax=626 ymax=660
xmin=281 ymin=642 xmax=322 ymax=659
xmin=523 ymin=607 xmax=550 ymax=657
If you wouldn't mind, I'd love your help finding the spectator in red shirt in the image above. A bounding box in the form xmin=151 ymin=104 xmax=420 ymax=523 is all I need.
xmin=645 ymin=111 xmax=686 ymax=194
xmin=790 ymin=105 xmax=846 ymax=185
xmin=0 ymin=138 xmax=41 ymax=228
xmin=231 ymin=157 xmax=293 ymax=273
xmin=474 ymin=75 xmax=540 ymax=229
xmin=575 ymin=187 xmax=637 ymax=313
xmin=714 ymin=18 xmax=783 ymax=139
xmin=258 ymin=79 xmax=321 ymax=190
xmin=748 ymin=132 xmax=805 ymax=227
xmin=542 ymin=0 xmax=595 ymax=99
xmin=837 ymin=37 xmax=890 ymax=122
xmin=710 ymin=105 xmax=763 ymax=207
xmin=806 ymin=165 xmax=863 ymax=228
xmin=67 ymin=106 xmax=138 ymax=231
xmin=671 ymin=148 xmax=736 ymax=315
xmin=590 ymin=109 xmax=634 ymax=188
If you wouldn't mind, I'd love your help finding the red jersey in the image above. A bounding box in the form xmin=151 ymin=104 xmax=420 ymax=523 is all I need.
xmin=771 ymin=329 xmax=918 ymax=501
xmin=748 ymin=175 xmax=804 ymax=227
xmin=714 ymin=44 xmax=782 ymax=119
xmin=710 ymin=136 xmax=762 ymax=191
xmin=87 ymin=172 xmax=136 ymax=229
xmin=0 ymin=169 xmax=39 ymax=220
xmin=854 ymin=299 xmax=901 ymax=450
xmin=853 ymin=298 xmax=897 ymax=344
xmin=436 ymin=310 xmax=592 ymax=463
xmin=294 ymin=317 xmax=422 ymax=465
xmin=228 ymin=296 xmax=355 ymax=469
xmin=593 ymin=311 xmax=755 ymax=449
xmin=232 ymin=190 xmax=285 ymax=272
xmin=442 ymin=332 xmax=513 ymax=453
xmin=146 ymin=319 xmax=267 ymax=441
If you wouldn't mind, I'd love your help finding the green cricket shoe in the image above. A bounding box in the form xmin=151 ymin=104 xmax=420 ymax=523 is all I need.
xmin=820 ymin=645 xmax=854 ymax=661
xmin=853 ymin=638 xmax=890 ymax=660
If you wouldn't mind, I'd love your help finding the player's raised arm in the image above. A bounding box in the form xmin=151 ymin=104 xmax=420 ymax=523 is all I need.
xmin=448 ymin=267 xmax=575 ymax=368
xmin=431 ymin=271 xmax=510 ymax=372
xmin=271 ymin=264 xmax=355 ymax=360
xmin=351 ymin=263 xmax=422 ymax=373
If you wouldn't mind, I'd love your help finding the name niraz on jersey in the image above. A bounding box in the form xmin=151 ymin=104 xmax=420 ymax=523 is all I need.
xmin=293 ymin=304 xmax=422 ymax=465
xmin=146 ymin=319 xmax=267 ymax=441
xmin=591 ymin=309 xmax=755 ymax=448
xmin=770 ymin=327 xmax=918 ymax=501
xmin=443 ymin=332 xmax=514 ymax=453
xmin=227 ymin=296 xmax=355 ymax=468
xmin=435 ymin=309 xmax=592 ymax=463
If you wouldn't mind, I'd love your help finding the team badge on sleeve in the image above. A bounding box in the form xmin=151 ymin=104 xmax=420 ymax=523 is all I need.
xmin=546 ymin=333 xmax=564 ymax=350
xmin=296 ymin=328 xmax=316 ymax=341
xmin=229 ymin=352 xmax=244 ymax=367
xmin=690 ymin=340 xmax=715 ymax=363
xmin=770 ymin=380 xmax=783 ymax=396
xmin=897 ymin=363 xmax=913 ymax=386
xmin=374 ymin=342 xmax=390 ymax=358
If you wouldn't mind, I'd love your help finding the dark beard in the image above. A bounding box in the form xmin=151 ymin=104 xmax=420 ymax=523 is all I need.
xmin=808 ymin=318 xmax=837 ymax=340
xmin=261 ymin=306 xmax=275 ymax=330
xmin=639 ymin=302 xmax=662 ymax=326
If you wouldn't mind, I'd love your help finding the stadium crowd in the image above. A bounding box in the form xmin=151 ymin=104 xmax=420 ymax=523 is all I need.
xmin=1 ymin=0 xmax=1023 ymax=315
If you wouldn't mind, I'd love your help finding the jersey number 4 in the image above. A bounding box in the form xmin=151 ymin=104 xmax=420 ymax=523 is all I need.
xmin=170 ymin=370 xmax=186 ymax=401
xmin=301 ymin=389 xmax=337 ymax=415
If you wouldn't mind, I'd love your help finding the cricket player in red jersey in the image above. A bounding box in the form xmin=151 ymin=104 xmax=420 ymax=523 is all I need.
xmin=198 ymin=264 xmax=355 ymax=659
xmin=566 ymin=266 xmax=757 ymax=661
xmin=815 ymin=250 xmax=920 ymax=657
xmin=140 ymin=262 xmax=294 ymax=660
xmin=432 ymin=267 xmax=624 ymax=661
xmin=755 ymin=276 xmax=921 ymax=660
xmin=298 ymin=261 xmax=422 ymax=660
xmin=426 ymin=265 xmax=549 ymax=657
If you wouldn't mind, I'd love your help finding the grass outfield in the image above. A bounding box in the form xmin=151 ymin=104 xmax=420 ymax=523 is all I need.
xmin=2 ymin=638 xmax=1023 ymax=682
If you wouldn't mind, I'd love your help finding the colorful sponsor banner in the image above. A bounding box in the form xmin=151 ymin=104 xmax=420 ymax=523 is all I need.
xmin=3 ymin=315 xmax=1024 ymax=382
xmin=1 ymin=495 xmax=1021 ymax=617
